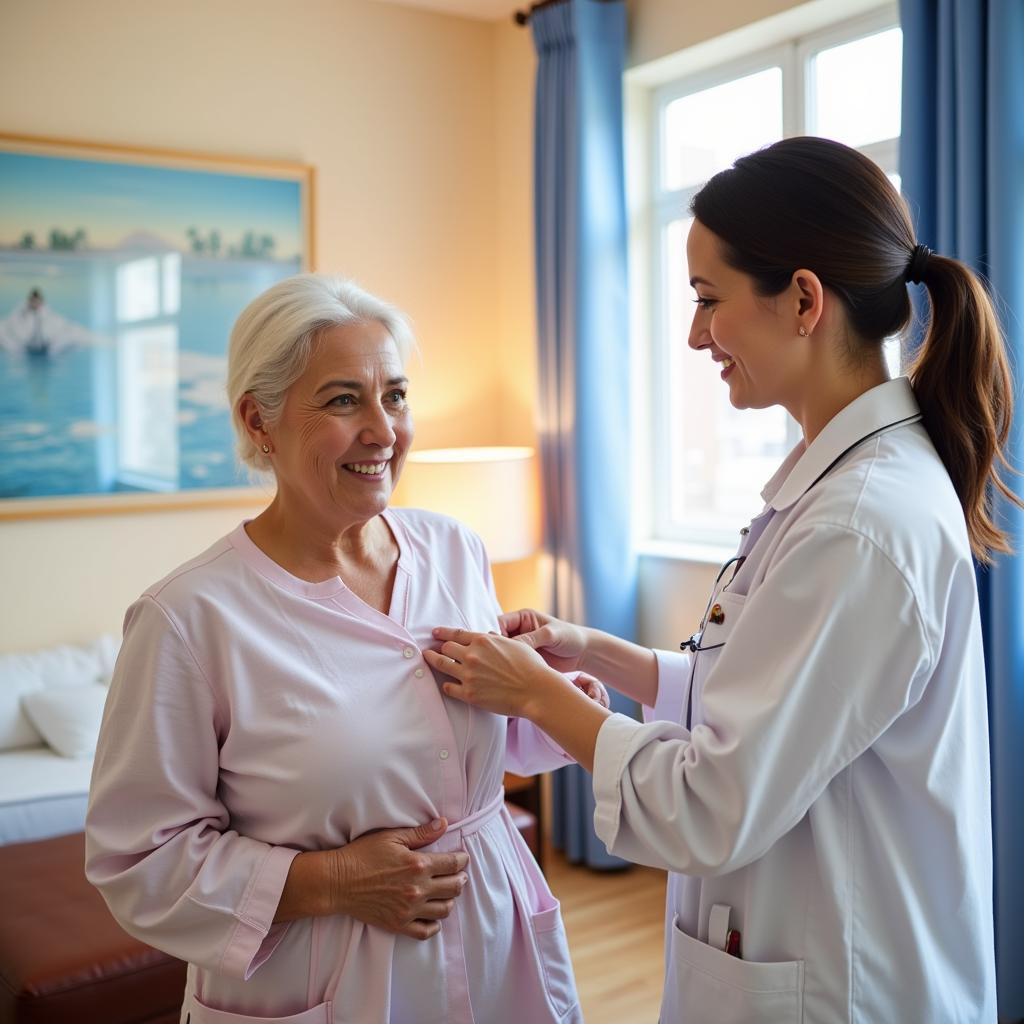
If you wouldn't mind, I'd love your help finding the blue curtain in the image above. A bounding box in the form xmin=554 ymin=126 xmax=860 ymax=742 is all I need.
xmin=901 ymin=2 xmax=1024 ymax=1016
xmin=530 ymin=0 xmax=636 ymax=868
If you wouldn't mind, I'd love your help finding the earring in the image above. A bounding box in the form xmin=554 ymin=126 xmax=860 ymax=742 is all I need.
xmin=798 ymin=326 xmax=809 ymax=337
xmin=261 ymin=443 xmax=271 ymax=454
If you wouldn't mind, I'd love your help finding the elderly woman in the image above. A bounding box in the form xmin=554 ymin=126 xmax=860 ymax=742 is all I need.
xmin=85 ymin=275 xmax=592 ymax=1024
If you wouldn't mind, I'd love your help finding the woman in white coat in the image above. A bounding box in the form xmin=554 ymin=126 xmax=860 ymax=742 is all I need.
xmin=426 ymin=137 xmax=1019 ymax=1022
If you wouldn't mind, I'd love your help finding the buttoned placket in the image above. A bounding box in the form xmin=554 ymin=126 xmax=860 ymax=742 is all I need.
xmin=320 ymin=517 xmax=484 ymax=1022
xmin=326 ymin=544 xmax=467 ymax=823
xmin=397 ymin=641 xmax=460 ymax=786
xmin=398 ymin=640 xmax=478 ymax=1022
xmin=389 ymin=579 xmax=477 ymax=1023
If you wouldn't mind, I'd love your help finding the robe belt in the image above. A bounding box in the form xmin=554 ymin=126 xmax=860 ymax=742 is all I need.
xmin=451 ymin=789 xmax=506 ymax=835
xmin=433 ymin=789 xmax=506 ymax=850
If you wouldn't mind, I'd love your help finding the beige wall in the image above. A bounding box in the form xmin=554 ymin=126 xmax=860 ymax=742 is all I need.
xmin=0 ymin=0 xmax=539 ymax=651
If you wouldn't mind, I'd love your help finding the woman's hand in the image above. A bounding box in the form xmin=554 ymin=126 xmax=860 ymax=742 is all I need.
xmin=279 ymin=819 xmax=469 ymax=939
xmin=429 ymin=627 xmax=613 ymax=772
xmin=499 ymin=608 xmax=589 ymax=674
xmin=572 ymin=671 xmax=611 ymax=709
xmin=329 ymin=820 xmax=469 ymax=940
xmin=426 ymin=627 xmax=570 ymax=719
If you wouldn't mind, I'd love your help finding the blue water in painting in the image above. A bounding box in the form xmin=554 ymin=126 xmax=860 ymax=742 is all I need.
xmin=0 ymin=250 xmax=298 ymax=498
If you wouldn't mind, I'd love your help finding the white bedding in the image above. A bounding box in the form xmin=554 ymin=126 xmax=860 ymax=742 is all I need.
xmin=0 ymin=746 xmax=92 ymax=844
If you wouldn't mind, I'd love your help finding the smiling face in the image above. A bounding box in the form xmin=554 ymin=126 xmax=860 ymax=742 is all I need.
xmin=686 ymin=218 xmax=805 ymax=411
xmin=265 ymin=319 xmax=413 ymax=527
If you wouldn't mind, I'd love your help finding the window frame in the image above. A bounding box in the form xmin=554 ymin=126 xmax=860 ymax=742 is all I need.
xmin=641 ymin=5 xmax=901 ymax=550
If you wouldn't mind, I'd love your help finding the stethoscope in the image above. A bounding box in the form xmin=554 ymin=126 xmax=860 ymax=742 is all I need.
xmin=678 ymin=411 xmax=921 ymax=731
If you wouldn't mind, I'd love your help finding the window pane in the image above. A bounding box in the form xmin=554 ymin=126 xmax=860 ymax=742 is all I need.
xmin=811 ymin=28 xmax=902 ymax=148
xmin=115 ymin=257 xmax=160 ymax=323
xmin=663 ymin=219 xmax=790 ymax=535
xmin=117 ymin=324 xmax=179 ymax=488
xmin=884 ymin=337 xmax=901 ymax=377
xmin=663 ymin=68 xmax=783 ymax=192
xmin=886 ymin=170 xmax=903 ymax=377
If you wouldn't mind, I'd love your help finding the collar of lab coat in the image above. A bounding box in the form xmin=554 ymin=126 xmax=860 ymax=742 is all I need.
xmin=762 ymin=376 xmax=922 ymax=511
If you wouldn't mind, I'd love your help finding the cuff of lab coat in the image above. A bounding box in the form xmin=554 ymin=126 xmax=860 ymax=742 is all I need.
xmin=643 ymin=648 xmax=692 ymax=726
xmin=592 ymin=712 xmax=643 ymax=854
xmin=219 ymin=844 xmax=301 ymax=980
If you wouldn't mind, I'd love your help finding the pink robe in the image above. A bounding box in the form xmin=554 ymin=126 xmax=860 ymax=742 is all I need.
xmin=86 ymin=509 xmax=582 ymax=1023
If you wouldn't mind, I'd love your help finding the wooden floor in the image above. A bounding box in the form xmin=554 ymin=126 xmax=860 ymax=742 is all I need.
xmin=546 ymin=851 xmax=666 ymax=1024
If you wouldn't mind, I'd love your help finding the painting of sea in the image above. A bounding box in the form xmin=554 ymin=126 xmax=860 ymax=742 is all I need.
xmin=0 ymin=135 xmax=313 ymax=510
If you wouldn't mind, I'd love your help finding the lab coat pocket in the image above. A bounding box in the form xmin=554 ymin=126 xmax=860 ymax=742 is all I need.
xmin=186 ymin=994 xmax=330 ymax=1023
xmin=667 ymin=915 xmax=803 ymax=1024
xmin=530 ymin=902 xmax=577 ymax=1017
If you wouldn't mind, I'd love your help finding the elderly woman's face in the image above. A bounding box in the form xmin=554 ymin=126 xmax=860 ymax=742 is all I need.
xmin=269 ymin=319 xmax=412 ymax=523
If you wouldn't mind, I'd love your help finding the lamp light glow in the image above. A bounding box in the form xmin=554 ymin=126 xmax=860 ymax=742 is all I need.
xmin=396 ymin=446 xmax=539 ymax=563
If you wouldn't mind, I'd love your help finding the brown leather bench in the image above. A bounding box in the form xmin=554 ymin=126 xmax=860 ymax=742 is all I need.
xmin=0 ymin=831 xmax=186 ymax=1024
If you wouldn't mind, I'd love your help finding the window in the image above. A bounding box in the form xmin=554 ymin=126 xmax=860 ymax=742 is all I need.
xmin=115 ymin=254 xmax=182 ymax=490
xmin=640 ymin=8 xmax=902 ymax=548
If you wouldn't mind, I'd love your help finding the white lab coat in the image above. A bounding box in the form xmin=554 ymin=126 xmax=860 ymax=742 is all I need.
xmin=593 ymin=378 xmax=996 ymax=1023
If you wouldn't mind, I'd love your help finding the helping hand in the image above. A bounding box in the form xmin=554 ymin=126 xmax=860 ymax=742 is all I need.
xmin=571 ymin=671 xmax=611 ymax=709
xmin=499 ymin=609 xmax=589 ymax=674
xmin=427 ymin=627 xmax=568 ymax=718
xmin=330 ymin=819 xmax=469 ymax=940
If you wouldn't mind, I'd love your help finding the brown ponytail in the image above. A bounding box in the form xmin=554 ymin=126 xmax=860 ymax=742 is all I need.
xmin=691 ymin=136 xmax=1022 ymax=563
xmin=909 ymin=255 xmax=1021 ymax=562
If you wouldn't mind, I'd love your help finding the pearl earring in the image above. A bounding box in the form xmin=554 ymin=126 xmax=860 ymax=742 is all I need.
xmin=261 ymin=443 xmax=271 ymax=454
xmin=798 ymin=326 xmax=809 ymax=337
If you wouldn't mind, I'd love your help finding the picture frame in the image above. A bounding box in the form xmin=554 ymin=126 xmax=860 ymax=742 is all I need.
xmin=0 ymin=133 xmax=315 ymax=521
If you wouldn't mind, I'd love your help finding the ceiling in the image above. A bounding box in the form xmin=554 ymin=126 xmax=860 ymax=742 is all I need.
xmin=370 ymin=0 xmax=526 ymax=23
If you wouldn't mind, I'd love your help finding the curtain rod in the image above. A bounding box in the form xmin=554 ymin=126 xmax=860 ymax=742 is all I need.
xmin=514 ymin=0 xmax=615 ymax=27
xmin=513 ymin=0 xmax=563 ymax=26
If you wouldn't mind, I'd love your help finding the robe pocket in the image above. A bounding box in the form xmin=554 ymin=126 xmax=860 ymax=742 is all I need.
xmin=186 ymin=994 xmax=331 ymax=1024
xmin=667 ymin=915 xmax=803 ymax=1024
xmin=530 ymin=902 xmax=578 ymax=1017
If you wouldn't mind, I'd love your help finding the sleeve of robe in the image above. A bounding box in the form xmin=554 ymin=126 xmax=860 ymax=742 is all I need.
xmin=85 ymin=595 xmax=299 ymax=978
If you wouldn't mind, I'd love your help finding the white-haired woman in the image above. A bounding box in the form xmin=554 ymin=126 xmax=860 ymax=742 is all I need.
xmin=85 ymin=275 xmax=591 ymax=1024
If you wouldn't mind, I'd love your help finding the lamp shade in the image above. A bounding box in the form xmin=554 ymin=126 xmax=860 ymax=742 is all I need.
xmin=396 ymin=446 xmax=539 ymax=563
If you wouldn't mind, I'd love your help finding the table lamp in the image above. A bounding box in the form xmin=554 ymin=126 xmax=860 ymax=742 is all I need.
xmin=396 ymin=446 xmax=539 ymax=563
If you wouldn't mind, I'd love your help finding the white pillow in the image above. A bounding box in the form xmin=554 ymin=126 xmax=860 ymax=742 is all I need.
xmin=0 ymin=640 xmax=109 ymax=750
xmin=92 ymin=633 xmax=122 ymax=686
xmin=20 ymin=684 xmax=109 ymax=758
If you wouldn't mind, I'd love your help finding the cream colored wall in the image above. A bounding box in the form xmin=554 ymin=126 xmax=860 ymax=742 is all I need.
xmin=493 ymin=19 xmax=538 ymax=448
xmin=0 ymin=0 xmax=539 ymax=652
xmin=489 ymin=19 xmax=542 ymax=612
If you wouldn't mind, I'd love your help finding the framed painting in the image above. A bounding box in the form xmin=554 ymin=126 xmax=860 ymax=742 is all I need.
xmin=0 ymin=133 xmax=315 ymax=520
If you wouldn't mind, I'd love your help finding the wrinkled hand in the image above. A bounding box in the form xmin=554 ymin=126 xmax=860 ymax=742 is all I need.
xmin=330 ymin=820 xmax=469 ymax=940
xmin=499 ymin=609 xmax=589 ymax=674
xmin=572 ymin=671 xmax=610 ymax=709
xmin=426 ymin=627 xmax=568 ymax=718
